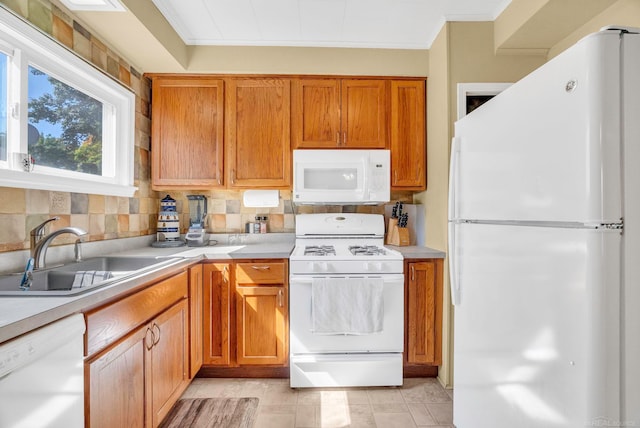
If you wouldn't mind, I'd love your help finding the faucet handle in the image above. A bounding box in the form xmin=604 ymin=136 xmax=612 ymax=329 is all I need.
xmin=30 ymin=216 xmax=60 ymax=239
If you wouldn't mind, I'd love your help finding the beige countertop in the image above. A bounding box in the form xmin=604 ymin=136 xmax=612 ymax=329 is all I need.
xmin=388 ymin=245 xmax=446 ymax=259
xmin=0 ymin=234 xmax=445 ymax=344
xmin=0 ymin=238 xmax=295 ymax=344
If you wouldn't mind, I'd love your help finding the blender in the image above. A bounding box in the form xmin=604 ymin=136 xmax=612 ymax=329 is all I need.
xmin=185 ymin=195 xmax=208 ymax=246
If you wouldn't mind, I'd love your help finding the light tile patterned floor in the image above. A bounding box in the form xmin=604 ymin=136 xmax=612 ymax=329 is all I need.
xmin=182 ymin=377 xmax=453 ymax=428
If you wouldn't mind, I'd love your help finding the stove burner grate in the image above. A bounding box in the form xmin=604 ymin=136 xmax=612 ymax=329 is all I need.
xmin=348 ymin=245 xmax=386 ymax=256
xmin=304 ymin=245 xmax=336 ymax=256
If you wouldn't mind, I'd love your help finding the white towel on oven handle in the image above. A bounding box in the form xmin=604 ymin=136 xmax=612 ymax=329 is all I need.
xmin=311 ymin=277 xmax=384 ymax=335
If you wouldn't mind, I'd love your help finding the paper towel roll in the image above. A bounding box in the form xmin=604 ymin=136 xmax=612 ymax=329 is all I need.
xmin=243 ymin=190 xmax=279 ymax=207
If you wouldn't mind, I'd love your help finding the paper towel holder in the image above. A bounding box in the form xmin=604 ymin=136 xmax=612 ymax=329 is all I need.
xmin=243 ymin=190 xmax=279 ymax=207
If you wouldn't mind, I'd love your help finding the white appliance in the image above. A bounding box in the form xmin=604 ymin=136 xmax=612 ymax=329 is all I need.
xmin=0 ymin=314 xmax=86 ymax=427
xmin=289 ymin=213 xmax=404 ymax=387
xmin=449 ymin=27 xmax=640 ymax=427
xmin=292 ymin=149 xmax=390 ymax=205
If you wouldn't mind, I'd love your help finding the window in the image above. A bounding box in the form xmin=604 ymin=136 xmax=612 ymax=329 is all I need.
xmin=0 ymin=7 xmax=136 ymax=196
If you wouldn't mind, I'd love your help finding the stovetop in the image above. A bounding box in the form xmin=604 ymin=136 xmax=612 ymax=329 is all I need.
xmin=289 ymin=239 xmax=403 ymax=275
xmin=290 ymin=213 xmax=403 ymax=275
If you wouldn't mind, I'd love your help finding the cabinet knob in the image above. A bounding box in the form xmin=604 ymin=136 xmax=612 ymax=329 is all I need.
xmin=251 ymin=265 xmax=271 ymax=271
xmin=278 ymin=289 xmax=284 ymax=307
xmin=411 ymin=265 xmax=415 ymax=281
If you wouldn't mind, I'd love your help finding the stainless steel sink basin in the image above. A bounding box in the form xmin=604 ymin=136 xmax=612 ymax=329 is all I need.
xmin=56 ymin=256 xmax=164 ymax=273
xmin=0 ymin=270 xmax=77 ymax=292
xmin=0 ymin=256 xmax=180 ymax=296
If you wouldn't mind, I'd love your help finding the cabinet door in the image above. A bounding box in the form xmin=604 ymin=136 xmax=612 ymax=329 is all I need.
xmin=291 ymin=79 xmax=341 ymax=148
xmin=203 ymin=263 xmax=231 ymax=366
xmin=341 ymin=79 xmax=387 ymax=148
xmin=390 ymin=80 xmax=426 ymax=190
xmin=189 ymin=264 xmax=203 ymax=378
xmin=226 ymin=78 xmax=291 ymax=188
xmin=406 ymin=260 xmax=443 ymax=365
xmin=86 ymin=325 xmax=147 ymax=428
xmin=148 ymin=299 xmax=190 ymax=428
xmin=235 ymin=285 xmax=288 ymax=366
xmin=151 ymin=78 xmax=224 ymax=189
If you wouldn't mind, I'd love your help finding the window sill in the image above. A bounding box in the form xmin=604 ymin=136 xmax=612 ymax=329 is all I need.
xmin=0 ymin=169 xmax=137 ymax=197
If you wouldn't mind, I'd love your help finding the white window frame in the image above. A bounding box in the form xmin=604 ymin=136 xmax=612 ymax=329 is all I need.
xmin=0 ymin=7 xmax=136 ymax=197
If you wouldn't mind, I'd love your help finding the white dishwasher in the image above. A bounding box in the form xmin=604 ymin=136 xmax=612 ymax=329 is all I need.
xmin=0 ymin=314 xmax=85 ymax=428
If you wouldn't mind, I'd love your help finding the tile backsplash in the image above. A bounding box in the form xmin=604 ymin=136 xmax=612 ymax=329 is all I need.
xmin=157 ymin=190 xmax=413 ymax=235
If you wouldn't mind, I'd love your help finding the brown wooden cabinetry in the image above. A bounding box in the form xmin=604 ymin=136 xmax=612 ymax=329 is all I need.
xmin=405 ymin=259 xmax=443 ymax=374
xmin=147 ymin=300 xmax=189 ymax=427
xmin=188 ymin=264 xmax=204 ymax=378
xmin=235 ymin=261 xmax=288 ymax=366
xmin=85 ymin=272 xmax=190 ymax=428
xmin=86 ymin=324 xmax=146 ymax=428
xmin=292 ymin=78 xmax=387 ymax=149
xmin=390 ymin=80 xmax=426 ymax=190
xmin=202 ymin=263 xmax=231 ymax=366
xmin=226 ymin=79 xmax=291 ymax=188
xmin=201 ymin=260 xmax=289 ymax=374
xmin=151 ymin=77 xmax=224 ymax=189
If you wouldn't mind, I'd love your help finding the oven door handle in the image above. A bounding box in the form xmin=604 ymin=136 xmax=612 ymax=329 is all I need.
xmin=290 ymin=274 xmax=404 ymax=284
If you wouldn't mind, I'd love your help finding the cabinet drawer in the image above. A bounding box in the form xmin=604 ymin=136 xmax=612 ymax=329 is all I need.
xmin=85 ymin=271 xmax=188 ymax=356
xmin=235 ymin=262 xmax=285 ymax=285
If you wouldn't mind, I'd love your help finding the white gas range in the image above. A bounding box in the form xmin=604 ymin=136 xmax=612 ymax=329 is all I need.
xmin=289 ymin=213 xmax=405 ymax=388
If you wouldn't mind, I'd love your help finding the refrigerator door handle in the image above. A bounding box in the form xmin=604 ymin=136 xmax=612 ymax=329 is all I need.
xmin=448 ymin=137 xmax=461 ymax=220
xmin=448 ymin=221 xmax=461 ymax=305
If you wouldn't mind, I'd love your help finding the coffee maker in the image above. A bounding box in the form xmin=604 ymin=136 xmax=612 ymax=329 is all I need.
xmin=185 ymin=195 xmax=207 ymax=246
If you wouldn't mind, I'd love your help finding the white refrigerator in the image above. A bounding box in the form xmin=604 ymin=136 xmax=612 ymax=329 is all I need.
xmin=449 ymin=27 xmax=640 ymax=427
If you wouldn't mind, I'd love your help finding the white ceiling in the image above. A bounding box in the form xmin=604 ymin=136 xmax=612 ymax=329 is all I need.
xmin=151 ymin=0 xmax=512 ymax=50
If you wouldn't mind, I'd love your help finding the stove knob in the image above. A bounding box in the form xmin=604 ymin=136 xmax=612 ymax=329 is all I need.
xmin=319 ymin=261 xmax=328 ymax=272
xmin=375 ymin=262 xmax=383 ymax=271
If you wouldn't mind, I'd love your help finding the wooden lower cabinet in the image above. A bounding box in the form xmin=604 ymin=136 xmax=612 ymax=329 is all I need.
xmin=203 ymin=263 xmax=231 ymax=365
xmin=201 ymin=260 xmax=289 ymax=373
xmin=86 ymin=325 xmax=146 ymax=428
xmin=189 ymin=264 xmax=204 ymax=378
xmin=148 ymin=300 xmax=190 ymax=427
xmin=85 ymin=272 xmax=190 ymax=428
xmin=405 ymin=259 xmax=443 ymax=374
xmin=235 ymin=285 xmax=287 ymax=365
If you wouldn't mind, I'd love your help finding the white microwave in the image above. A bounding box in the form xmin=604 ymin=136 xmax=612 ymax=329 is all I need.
xmin=293 ymin=149 xmax=390 ymax=205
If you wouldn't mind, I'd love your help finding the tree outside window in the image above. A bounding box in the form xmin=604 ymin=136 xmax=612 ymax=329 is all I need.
xmin=28 ymin=66 xmax=103 ymax=175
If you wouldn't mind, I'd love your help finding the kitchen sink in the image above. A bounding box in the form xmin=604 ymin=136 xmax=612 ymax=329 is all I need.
xmin=55 ymin=256 xmax=165 ymax=273
xmin=0 ymin=256 xmax=180 ymax=296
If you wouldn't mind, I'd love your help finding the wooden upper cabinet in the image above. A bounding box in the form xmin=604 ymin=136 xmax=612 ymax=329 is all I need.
xmin=341 ymin=79 xmax=387 ymax=148
xmin=291 ymin=79 xmax=341 ymax=148
xmin=390 ymin=80 xmax=426 ymax=190
xmin=151 ymin=77 xmax=224 ymax=189
xmin=292 ymin=78 xmax=387 ymax=149
xmin=226 ymin=78 xmax=291 ymax=188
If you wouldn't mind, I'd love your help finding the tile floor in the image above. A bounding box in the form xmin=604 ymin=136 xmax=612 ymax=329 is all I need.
xmin=182 ymin=377 xmax=454 ymax=428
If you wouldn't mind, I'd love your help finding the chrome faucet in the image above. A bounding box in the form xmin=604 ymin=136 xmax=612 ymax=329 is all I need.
xmin=30 ymin=217 xmax=88 ymax=270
